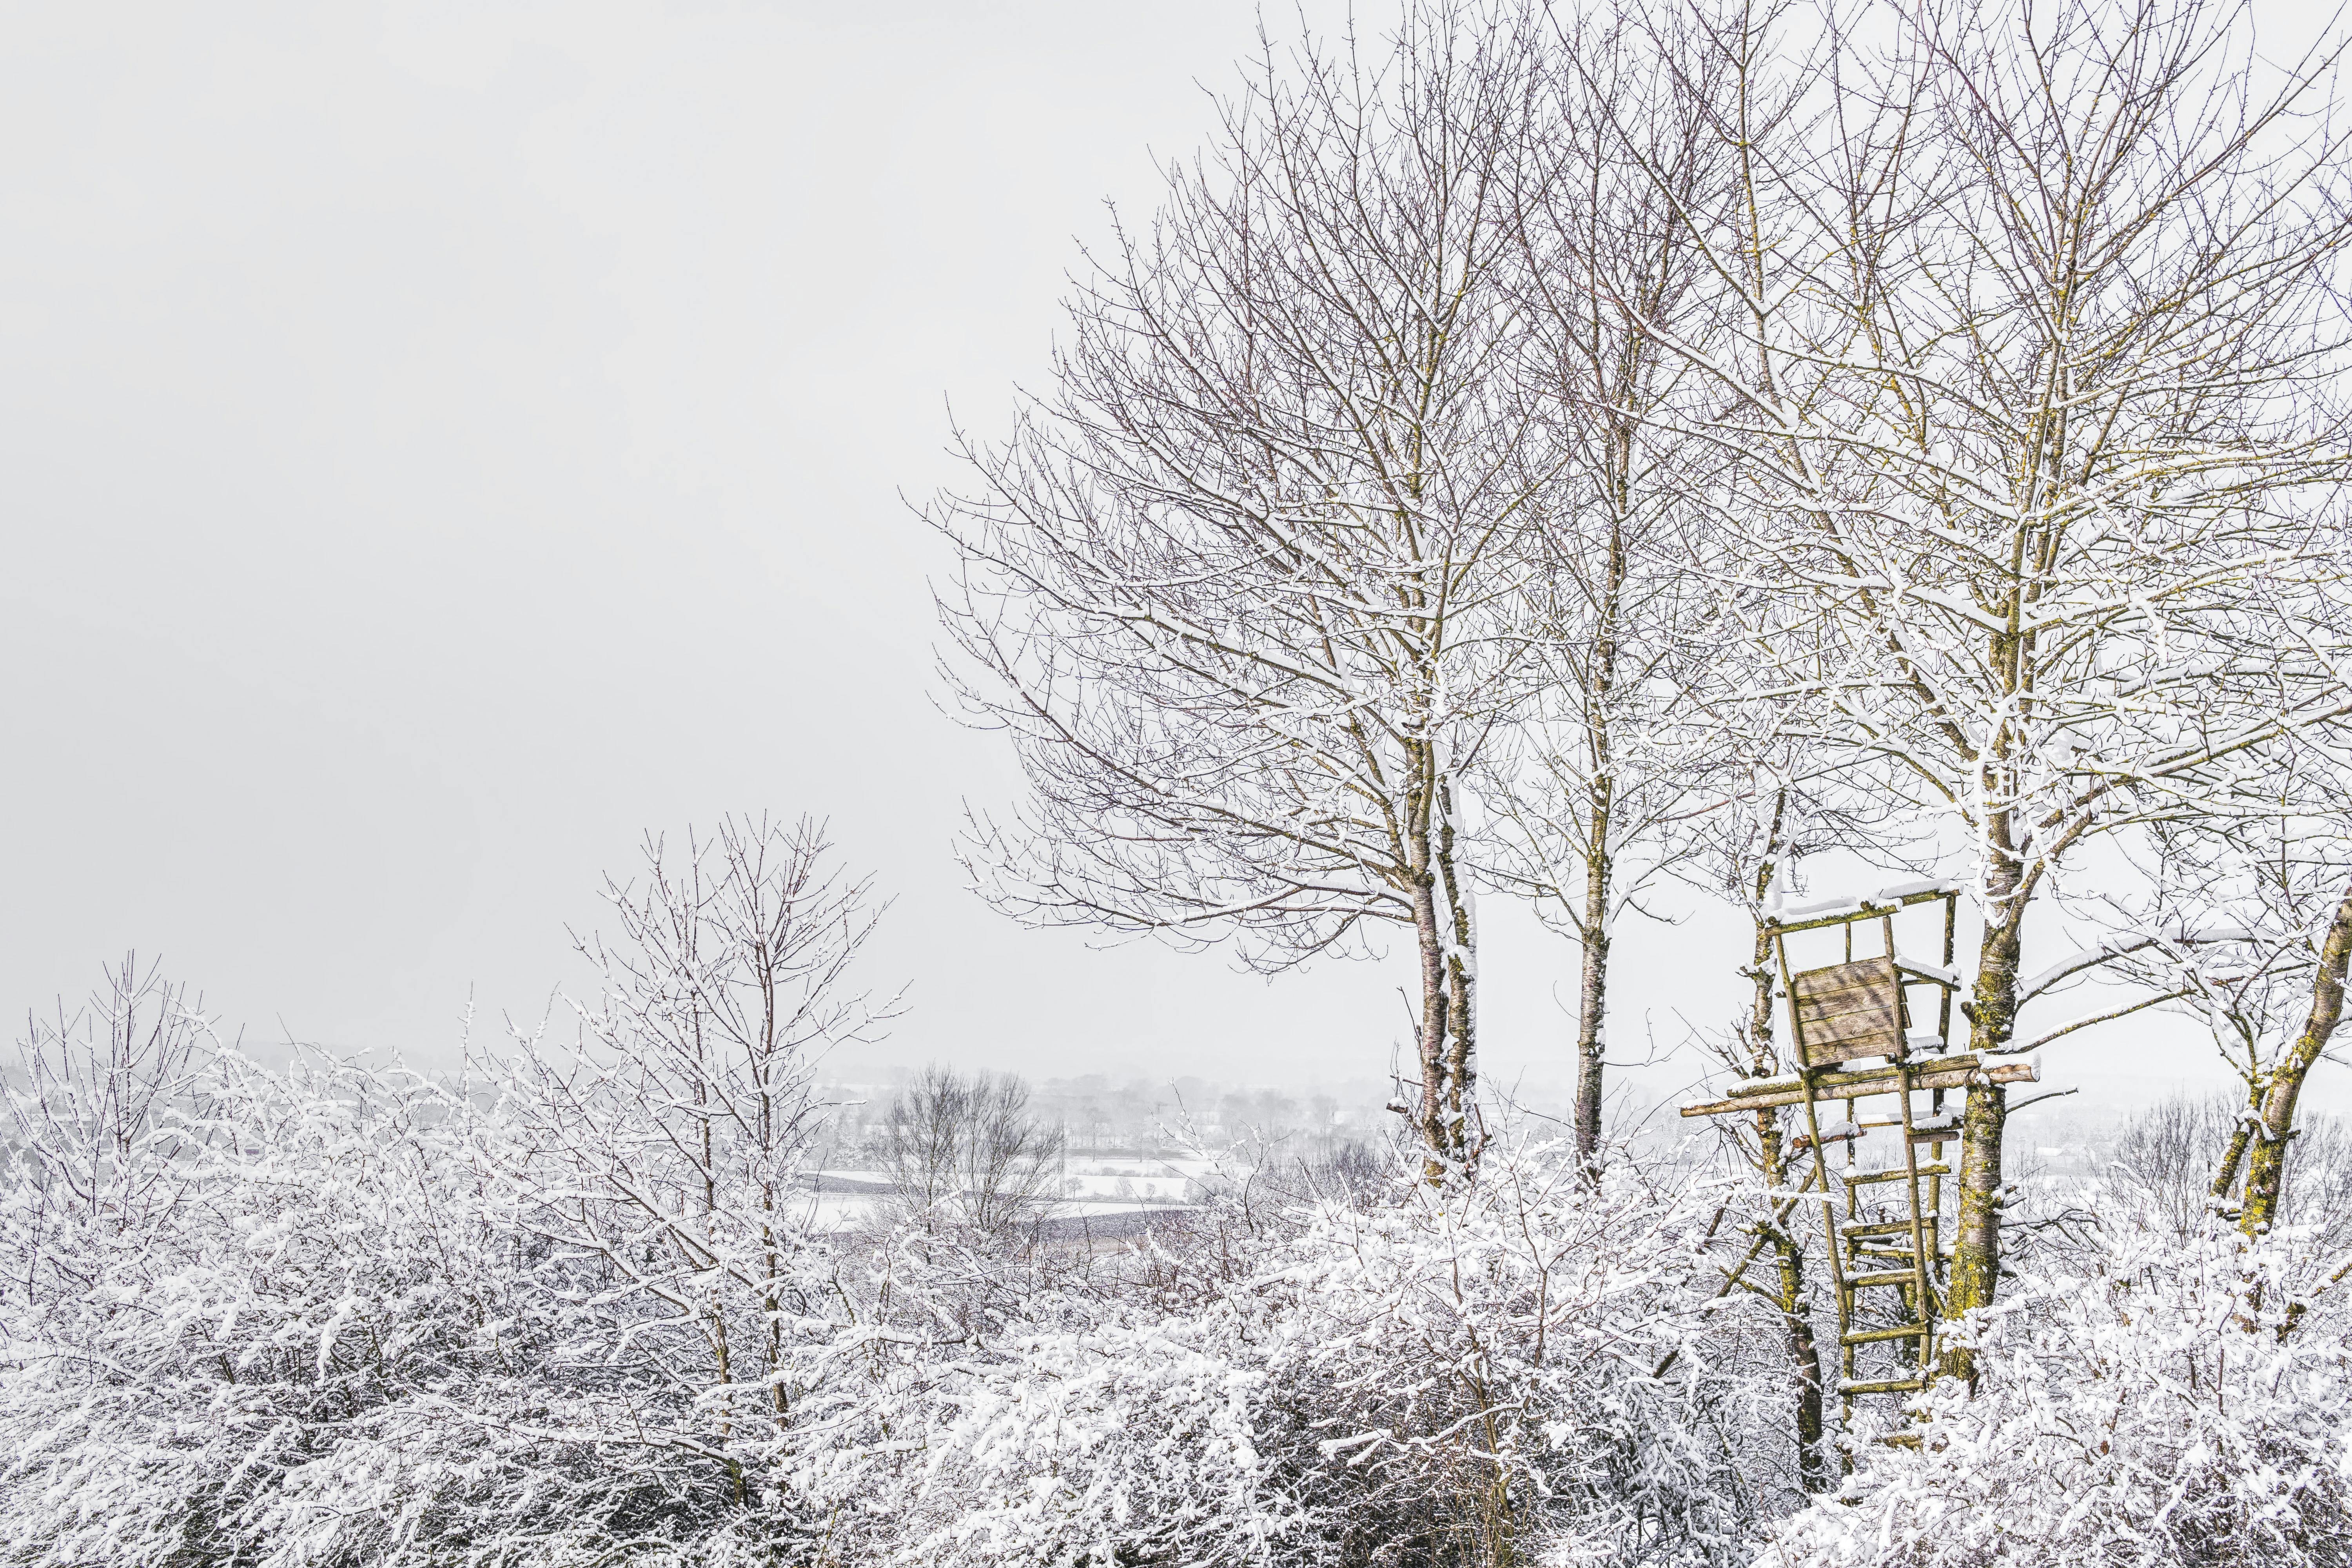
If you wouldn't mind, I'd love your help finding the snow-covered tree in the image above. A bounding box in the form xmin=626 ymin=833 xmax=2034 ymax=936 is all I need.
xmin=1653 ymin=0 xmax=2352 ymax=1344
xmin=2057 ymin=733 xmax=2352 ymax=1236
xmin=934 ymin=2 xmax=1553 ymax=1169
xmin=1476 ymin=0 xmax=1743 ymax=1174
xmin=487 ymin=815 xmax=897 ymax=1538
xmin=878 ymin=1064 xmax=1065 ymax=1245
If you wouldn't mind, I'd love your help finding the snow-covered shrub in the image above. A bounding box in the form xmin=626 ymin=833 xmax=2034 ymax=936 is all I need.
xmin=1245 ymin=1142 xmax=1791 ymax=1568
xmin=804 ymin=1133 xmax=1796 ymax=1568
xmin=811 ymin=1301 xmax=1298 ymax=1567
xmin=0 ymin=967 xmax=1800 ymax=1567
xmin=0 ymin=1041 xmax=588 ymax=1567
xmin=1759 ymin=1227 xmax=2352 ymax=1568
xmin=0 ymin=967 xmax=766 ymax=1568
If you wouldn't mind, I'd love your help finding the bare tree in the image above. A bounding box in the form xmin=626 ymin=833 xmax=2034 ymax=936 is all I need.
xmin=1648 ymin=0 xmax=2352 ymax=1359
xmin=936 ymin=3 xmax=1551 ymax=1171
xmin=490 ymin=815 xmax=896 ymax=1503
xmin=2058 ymin=732 xmax=2352 ymax=1236
xmin=2248 ymin=884 xmax=2352 ymax=1234
xmin=880 ymin=1065 xmax=1066 ymax=1244
xmin=4 ymin=955 xmax=221 ymax=1310
xmin=1475 ymin=0 xmax=1742 ymax=1174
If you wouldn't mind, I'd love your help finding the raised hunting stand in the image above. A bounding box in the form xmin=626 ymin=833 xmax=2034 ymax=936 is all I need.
xmin=1682 ymin=882 xmax=2040 ymax=1423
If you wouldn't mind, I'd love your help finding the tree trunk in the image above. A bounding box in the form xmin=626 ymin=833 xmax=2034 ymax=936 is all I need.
xmin=1745 ymin=797 xmax=1824 ymax=1487
xmin=1772 ymin=1210 xmax=1830 ymax=1493
xmin=1943 ymin=1079 xmax=2007 ymax=1377
xmin=1569 ymin=513 xmax=1628 ymax=1180
xmin=1943 ymin=873 xmax=2025 ymax=1381
xmin=1757 ymin=1101 xmax=1828 ymax=1491
xmin=1572 ymin=807 xmax=1612 ymax=1180
xmin=2209 ymin=1083 xmax=2261 ymax=1214
xmin=1437 ymin=781 xmax=1479 ymax=1169
xmin=1413 ymin=869 xmax=1455 ymax=1174
xmin=2242 ymin=882 xmax=2352 ymax=1234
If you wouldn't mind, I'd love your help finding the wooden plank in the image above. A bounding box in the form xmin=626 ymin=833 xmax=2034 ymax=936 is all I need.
xmin=1791 ymin=956 xmax=1904 ymax=1064
xmin=1851 ymin=1253 xmax=1932 ymax=1273
xmin=1848 ymin=1268 xmax=1923 ymax=1288
xmin=1724 ymin=1052 xmax=1978 ymax=1100
xmin=1681 ymin=1057 xmax=2036 ymax=1117
xmin=1893 ymin=956 xmax=1962 ymax=987
xmin=1763 ymin=885 xmax=1960 ymax=935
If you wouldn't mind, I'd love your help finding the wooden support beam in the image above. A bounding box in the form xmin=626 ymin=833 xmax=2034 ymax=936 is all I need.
xmin=1839 ymin=1375 xmax=1929 ymax=1395
xmin=1845 ymin=1162 xmax=1951 ymax=1186
xmin=1681 ymin=1057 xmax=2037 ymax=1118
xmin=1847 ymin=1268 xmax=1922 ymax=1289
xmin=1721 ymin=1052 xmax=1978 ymax=1103
xmin=1762 ymin=886 xmax=1961 ymax=936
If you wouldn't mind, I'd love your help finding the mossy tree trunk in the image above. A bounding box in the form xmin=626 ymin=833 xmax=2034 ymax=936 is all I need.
xmin=2241 ymin=884 xmax=2352 ymax=1234
xmin=1942 ymin=851 xmax=2029 ymax=1383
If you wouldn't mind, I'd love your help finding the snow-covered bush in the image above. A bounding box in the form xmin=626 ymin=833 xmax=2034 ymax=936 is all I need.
xmin=799 ymin=1132 xmax=1797 ymax=1568
xmin=1760 ymin=1227 xmax=2352 ymax=1568
xmin=0 ymin=1031 xmax=574 ymax=1567
xmin=1246 ymin=1143 xmax=1792 ymax=1568
xmin=815 ymin=1301 xmax=1297 ymax=1567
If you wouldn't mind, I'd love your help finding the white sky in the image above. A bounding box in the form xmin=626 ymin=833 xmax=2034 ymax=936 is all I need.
xmin=2 ymin=1 xmax=2332 ymax=1121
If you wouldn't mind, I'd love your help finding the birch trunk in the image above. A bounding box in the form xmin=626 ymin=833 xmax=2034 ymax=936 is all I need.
xmin=1570 ymin=522 xmax=1627 ymax=1178
xmin=1437 ymin=780 xmax=1479 ymax=1168
xmin=1571 ymin=802 xmax=1612 ymax=1174
xmin=1412 ymin=753 xmax=1462 ymax=1172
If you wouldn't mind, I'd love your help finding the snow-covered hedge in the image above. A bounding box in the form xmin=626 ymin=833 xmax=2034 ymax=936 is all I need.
xmin=829 ymin=1144 xmax=1796 ymax=1567
xmin=1759 ymin=1229 xmax=2352 ymax=1568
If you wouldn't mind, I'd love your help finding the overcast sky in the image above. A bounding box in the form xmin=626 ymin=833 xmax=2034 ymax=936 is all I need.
xmin=3 ymin=1 xmax=2322 ymax=1118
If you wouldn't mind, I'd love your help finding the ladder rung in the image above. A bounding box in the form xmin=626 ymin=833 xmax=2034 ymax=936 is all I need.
xmin=1842 ymin=1219 xmax=1934 ymax=1239
xmin=1847 ymin=1269 xmax=1925 ymax=1289
xmin=1843 ymin=1163 xmax=1949 ymax=1186
xmin=1840 ymin=1375 xmax=1929 ymax=1395
xmin=1842 ymin=1323 xmax=1931 ymax=1346
xmin=1840 ymin=1117 xmax=1956 ymax=1141
xmin=1878 ymin=1432 xmax=1924 ymax=1449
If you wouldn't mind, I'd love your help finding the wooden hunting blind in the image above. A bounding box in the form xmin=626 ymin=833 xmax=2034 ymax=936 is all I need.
xmin=1682 ymin=881 xmax=2042 ymax=1418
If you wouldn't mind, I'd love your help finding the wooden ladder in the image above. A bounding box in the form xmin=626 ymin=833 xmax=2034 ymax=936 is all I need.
xmin=1769 ymin=889 xmax=1962 ymax=1416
